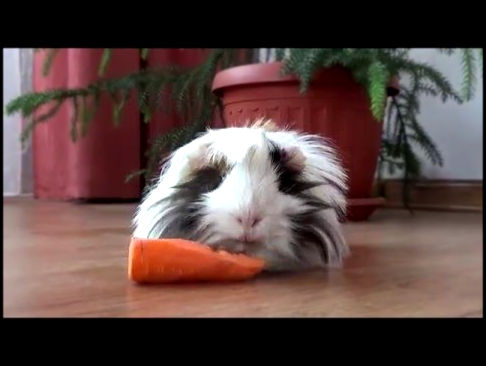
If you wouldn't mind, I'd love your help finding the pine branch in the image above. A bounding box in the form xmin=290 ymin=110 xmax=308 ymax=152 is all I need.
xmin=275 ymin=48 xmax=287 ymax=61
xmin=194 ymin=49 xmax=225 ymax=100
xmin=397 ymin=58 xmax=463 ymax=104
xmin=19 ymin=100 xmax=63 ymax=145
xmin=98 ymin=49 xmax=113 ymax=76
xmin=42 ymin=49 xmax=61 ymax=76
xmin=479 ymin=48 xmax=483 ymax=77
xmin=459 ymin=48 xmax=477 ymax=101
xmin=113 ymin=89 xmax=132 ymax=125
xmin=296 ymin=49 xmax=326 ymax=92
xmin=391 ymin=95 xmax=419 ymax=212
xmin=5 ymin=65 xmax=194 ymax=142
xmin=281 ymin=48 xmax=304 ymax=74
xmin=437 ymin=48 xmax=455 ymax=56
xmin=380 ymin=74 xmax=455 ymax=210
xmin=141 ymin=48 xmax=150 ymax=60
xmin=141 ymin=97 xmax=217 ymax=182
xmin=367 ymin=61 xmax=389 ymax=121
xmin=80 ymin=94 xmax=97 ymax=136
xmin=220 ymin=48 xmax=240 ymax=69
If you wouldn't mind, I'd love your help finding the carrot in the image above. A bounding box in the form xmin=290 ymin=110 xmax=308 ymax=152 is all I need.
xmin=128 ymin=237 xmax=266 ymax=284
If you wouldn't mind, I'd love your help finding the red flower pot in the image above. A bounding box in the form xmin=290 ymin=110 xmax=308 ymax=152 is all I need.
xmin=212 ymin=62 xmax=396 ymax=221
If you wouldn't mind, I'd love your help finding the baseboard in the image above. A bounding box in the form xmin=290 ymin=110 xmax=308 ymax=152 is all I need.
xmin=379 ymin=179 xmax=483 ymax=213
xmin=4 ymin=181 xmax=483 ymax=213
xmin=3 ymin=193 xmax=33 ymax=198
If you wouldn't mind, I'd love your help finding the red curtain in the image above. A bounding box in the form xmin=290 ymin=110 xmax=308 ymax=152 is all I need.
xmin=32 ymin=48 xmax=209 ymax=201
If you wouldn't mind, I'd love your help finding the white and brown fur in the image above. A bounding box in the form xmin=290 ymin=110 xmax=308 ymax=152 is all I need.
xmin=132 ymin=118 xmax=349 ymax=272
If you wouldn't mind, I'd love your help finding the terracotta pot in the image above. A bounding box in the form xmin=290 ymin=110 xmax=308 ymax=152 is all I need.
xmin=212 ymin=62 xmax=398 ymax=221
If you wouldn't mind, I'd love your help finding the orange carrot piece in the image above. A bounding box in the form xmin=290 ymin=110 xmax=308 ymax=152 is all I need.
xmin=128 ymin=237 xmax=266 ymax=284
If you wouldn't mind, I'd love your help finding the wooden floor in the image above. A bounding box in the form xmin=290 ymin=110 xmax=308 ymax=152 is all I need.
xmin=3 ymin=197 xmax=483 ymax=318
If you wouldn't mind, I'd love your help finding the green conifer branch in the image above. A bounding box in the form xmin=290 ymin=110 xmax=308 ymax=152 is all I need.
xmin=460 ymin=48 xmax=477 ymax=101
xmin=275 ymin=48 xmax=287 ymax=61
xmin=478 ymin=48 xmax=483 ymax=77
xmin=98 ymin=49 xmax=113 ymax=76
xmin=367 ymin=61 xmax=389 ymax=121
xmin=141 ymin=48 xmax=150 ymax=60
xmin=42 ymin=49 xmax=61 ymax=76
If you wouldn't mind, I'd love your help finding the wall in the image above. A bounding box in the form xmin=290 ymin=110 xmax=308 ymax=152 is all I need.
xmin=3 ymin=48 xmax=33 ymax=196
xmin=404 ymin=49 xmax=482 ymax=180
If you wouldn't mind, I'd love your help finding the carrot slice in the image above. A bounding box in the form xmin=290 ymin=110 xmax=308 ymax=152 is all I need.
xmin=128 ymin=237 xmax=266 ymax=284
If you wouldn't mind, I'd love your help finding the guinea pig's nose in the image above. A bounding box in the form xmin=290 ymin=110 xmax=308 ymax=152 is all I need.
xmin=238 ymin=234 xmax=259 ymax=244
xmin=236 ymin=215 xmax=262 ymax=229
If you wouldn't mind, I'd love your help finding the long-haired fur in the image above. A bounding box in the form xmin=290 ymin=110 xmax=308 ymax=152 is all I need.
xmin=132 ymin=118 xmax=349 ymax=272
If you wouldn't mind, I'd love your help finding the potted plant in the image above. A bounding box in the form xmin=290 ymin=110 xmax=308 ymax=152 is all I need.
xmin=211 ymin=57 xmax=396 ymax=221
xmin=5 ymin=48 xmax=482 ymax=220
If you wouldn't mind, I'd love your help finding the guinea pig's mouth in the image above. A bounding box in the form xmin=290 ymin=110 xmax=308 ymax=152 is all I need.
xmin=207 ymin=238 xmax=263 ymax=255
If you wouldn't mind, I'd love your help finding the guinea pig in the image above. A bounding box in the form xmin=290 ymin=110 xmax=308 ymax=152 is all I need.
xmin=132 ymin=118 xmax=349 ymax=272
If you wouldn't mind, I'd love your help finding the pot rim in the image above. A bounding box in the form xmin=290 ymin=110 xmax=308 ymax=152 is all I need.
xmin=212 ymin=61 xmax=400 ymax=95
xmin=212 ymin=62 xmax=297 ymax=94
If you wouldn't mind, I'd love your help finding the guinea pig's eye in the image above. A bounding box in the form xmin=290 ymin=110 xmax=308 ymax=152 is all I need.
xmin=268 ymin=142 xmax=285 ymax=165
xmin=176 ymin=166 xmax=224 ymax=195
xmin=270 ymin=146 xmax=293 ymax=171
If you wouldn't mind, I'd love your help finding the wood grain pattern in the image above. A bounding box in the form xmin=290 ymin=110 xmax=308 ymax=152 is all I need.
xmin=3 ymin=197 xmax=483 ymax=317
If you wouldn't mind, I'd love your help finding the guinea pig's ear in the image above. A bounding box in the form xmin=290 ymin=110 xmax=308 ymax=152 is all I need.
xmin=249 ymin=117 xmax=280 ymax=132
xmin=187 ymin=143 xmax=212 ymax=171
xmin=281 ymin=146 xmax=306 ymax=173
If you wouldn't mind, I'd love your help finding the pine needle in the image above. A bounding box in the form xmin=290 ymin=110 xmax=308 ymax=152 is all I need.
xmin=141 ymin=48 xmax=150 ymax=60
xmin=367 ymin=61 xmax=389 ymax=121
xmin=21 ymin=100 xmax=64 ymax=145
xmin=479 ymin=48 xmax=483 ymax=77
xmin=275 ymin=48 xmax=287 ymax=61
xmin=460 ymin=48 xmax=477 ymax=101
xmin=112 ymin=90 xmax=131 ymax=126
xmin=98 ymin=49 xmax=113 ymax=76
xmin=70 ymin=97 xmax=80 ymax=141
xmin=42 ymin=49 xmax=60 ymax=76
